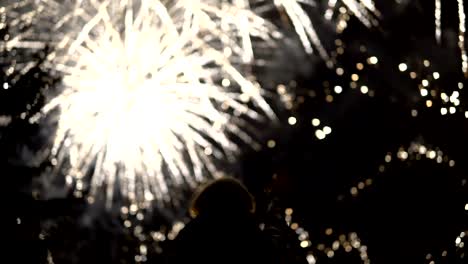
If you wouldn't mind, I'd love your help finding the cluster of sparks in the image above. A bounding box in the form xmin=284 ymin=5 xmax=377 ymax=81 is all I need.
xmin=2 ymin=0 xmax=379 ymax=209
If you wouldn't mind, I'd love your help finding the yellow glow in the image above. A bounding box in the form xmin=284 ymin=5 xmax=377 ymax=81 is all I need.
xmin=312 ymin=118 xmax=321 ymax=127
xmin=267 ymin=140 xmax=276 ymax=148
xmin=426 ymin=100 xmax=433 ymax=107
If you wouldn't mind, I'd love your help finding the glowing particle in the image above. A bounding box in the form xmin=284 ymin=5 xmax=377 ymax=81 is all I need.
xmin=350 ymin=187 xmax=358 ymax=196
xmin=410 ymin=72 xmax=417 ymax=79
xmin=334 ymin=86 xmax=343 ymax=94
xmin=420 ymin=88 xmax=428 ymax=96
xmin=356 ymin=63 xmax=364 ymax=70
xmin=360 ymin=86 xmax=369 ymax=94
xmin=326 ymin=95 xmax=334 ymax=102
xmin=323 ymin=126 xmax=332 ymax=135
xmin=325 ymin=228 xmax=333 ymax=235
xmin=336 ymin=67 xmax=344 ymax=75
xmin=288 ymin=117 xmax=297 ymax=125
xmin=267 ymin=140 xmax=276 ymax=148
xmin=315 ymin=130 xmax=326 ymax=140
xmin=221 ymin=78 xmax=231 ymax=87
xmin=424 ymin=60 xmax=431 ymax=67
xmin=441 ymin=108 xmax=448 ymax=115
xmin=385 ymin=154 xmax=392 ymax=163
xmin=411 ymin=109 xmax=418 ymax=117
xmin=368 ymin=56 xmax=378 ymax=64
xmin=450 ymin=107 xmax=456 ymax=114
xmin=306 ymin=254 xmax=316 ymax=264
xmin=17 ymin=218 xmax=21 ymax=225
xmin=351 ymin=74 xmax=359 ymax=81
xmin=422 ymin=79 xmax=429 ymax=87
xmin=300 ymin=241 xmax=311 ymax=248
xmin=312 ymin=118 xmax=320 ymax=127
xmin=285 ymin=208 xmax=293 ymax=215
xmin=459 ymin=82 xmax=464 ymax=89
xmin=2 ymin=82 xmax=8 ymax=89
xmin=427 ymin=150 xmax=437 ymax=159
xmin=465 ymin=203 xmax=468 ymax=210
xmin=398 ymin=63 xmax=408 ymax=72
xmin=449 ymin=160 xmax=455 ymax=167
xmin=433 ymin=72 xmax=440 ymax=79
xmin=426 ymin=100 xmax=433 ymax=107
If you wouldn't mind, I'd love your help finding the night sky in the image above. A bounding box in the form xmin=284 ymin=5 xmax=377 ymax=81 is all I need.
xmin=3 ymin=1 xmax=468 ymax=263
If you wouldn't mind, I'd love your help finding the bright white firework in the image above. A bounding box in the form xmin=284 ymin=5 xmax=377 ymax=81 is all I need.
xmin=5 ymin=0 xmax=281 ymax=208
xmin=2 ymin=0 xmax=380 ymax=209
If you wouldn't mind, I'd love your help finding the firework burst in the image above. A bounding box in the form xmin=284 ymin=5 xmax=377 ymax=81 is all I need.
xmin=2 ymin=0 xmax=380 ymax=210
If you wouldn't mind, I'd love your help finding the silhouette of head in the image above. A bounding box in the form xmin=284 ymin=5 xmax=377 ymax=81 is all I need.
xmin=189 ymin=177 xmax=255 ymax=218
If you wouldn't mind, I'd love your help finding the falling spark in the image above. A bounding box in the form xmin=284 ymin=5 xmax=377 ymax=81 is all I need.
xmin=435 ymin=0 xmax=441 ymax=44
xmin=458 ymin=0 xmax=468 ymax=76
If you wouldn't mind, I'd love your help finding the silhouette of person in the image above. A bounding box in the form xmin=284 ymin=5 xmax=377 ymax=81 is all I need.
xmin=168 ymin=177 xmax=277 ymax=264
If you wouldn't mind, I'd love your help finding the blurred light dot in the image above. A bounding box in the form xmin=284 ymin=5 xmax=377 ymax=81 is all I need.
xmin=336 ymin=68 xmax=344 ymax=75
xmin=410 ymin=72 xmax=417 ymax=79
xmin=398 ymin=150 xmax=408 ymax=160
xmin=360 ymin=86 xmax=369 ymax=94
xmin=323 ymin=126 xmax=332 ymax=135
xmin=204 ymin=147 xmax=213 ymax=155
xmin=285 ymin=208 xmax=293 ymax=215
xmin=312 ymin=118 xmax=321 ymax=126
xmin=465 ymin=203 xmax=468 ymax=211
xmin=124 ymin=220 xmax=132 ymax=228
xmin=277 ymin=84 xmax=286 ymax=94
xmin=327 ymin=250 xmax=335 ymax=258
xmin=306 ymin=254 xmax=316 ymax=264
xmin=300 ymin=241 xmax=311 ymax=248
xmin=385 ymin=154 xmax=392 ymax=163
xmin=465 ymin=111 xmax=468 ymax=118
xmin=221 ymin=78 xmax=231 ymax=87
xmin=334 ymin=86 xmax=343 ymax=94
xmin=424 ymin=60 xmax=431 ymax=67
xmin=450 ymin=107 xmax=456 ymax=114
xmin=17 ymin=218 xmax=21 ymax=225
xmin=3 ymin=82 xmax=8 ymax=89
xmin=411 ymin=109 xmax=418 ymax=117
xmin=441 ymin=108 xmax=448 ymax=115
xmin=325 ymin=228 xmax=333 ymax=235
xmin=422 ymin=79 xmax=429 ymax=87
xmin=398 ymin=63 xmax=408 ymax=72
xmin=368 ymin=56 xmax=378 ymax=64
xmin=357 ymin=182 xmax=365 ymax=189
xmin=433 ymin=72 xmax=440 ymax=79
xmin=326 ymin=95 xmax=334 ymax=102
xmin=452 ymin=91 xmax=460 ymax=98
xmin=356 ymin=63 xmax=364 ymax=70
xmin=291 ymin=223 xmax=299 ymax=230
xmin=456 ymin=237 xmax=462 ymax=245
xmin=365 ymin=178 xmax=373 ymax=185
xmin=459 ymin=82 xmax=464 ymax=89
xmin=288 ymin=116 xmax=297 ymax=125
xmin=350 ymin=82 xmax=357 ymax=89
xmin=350 ymin=187 xmax=358 ymax=196
xmin=428 ymin=150 xmax=436 ymax=159
xmin=426 ymin=100 xmax=433 ymax=107
xmin=351 ymin=74 xmax=359 ymax=81
xmin=420 ymin=88 xmax=428 ymax=96
xmin=267 ymin=140 xmax=276 ymax=148
xmin=315 ymin=130 xmax=326 ymax=140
